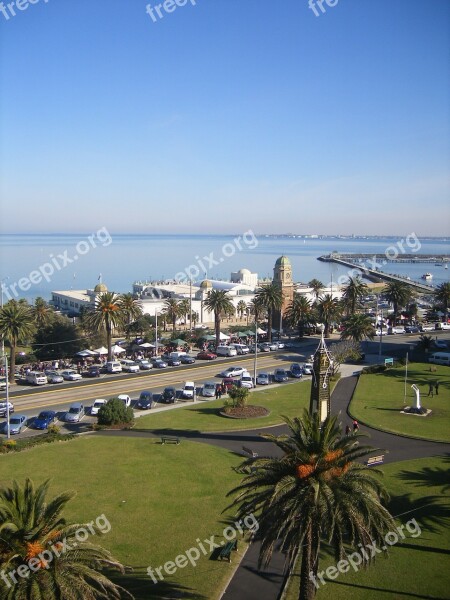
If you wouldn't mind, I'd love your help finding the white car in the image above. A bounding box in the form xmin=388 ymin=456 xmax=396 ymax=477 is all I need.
xmin=302 ymin=363 xmax=313 ymax=375
xmin=239 ymin=372 xmax=254 ymax=389
xmin=420 ymin=324 xmax=435 ymax=332
xmin=0 ymin=377 xmax=8 ymax=391
xmin=220 ymin=366 xmax=246 ymax=378
xmin=91 ymin=399 xmax=107 ymax=415
xmin=436 ymin=322 xmax=450 ymax=330
xmin=137 ymin=359 xmax=153 ymax=370
xmin=61 ymin=370 xmax=82 ymax=381
xmin=256 ymin=372 xmax=270 ymax=385
xmin=182 ymin=381 xmax=195 ymax=399
xmin=120 ymin=360 xmax=140 ymax=373
xmin=118 ymin=394 xmax=131 ymax=407
xmin=389 ymin=326 xmax=405 ymax=334
xmin=0 ymin=401 xmax=14 ymax=418
xmin=202 ymin=382 xmax=216 ymax=398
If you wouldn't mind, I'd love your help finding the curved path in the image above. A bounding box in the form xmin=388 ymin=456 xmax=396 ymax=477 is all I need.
xmin=94 ymin=368 xmax=450 ymax=600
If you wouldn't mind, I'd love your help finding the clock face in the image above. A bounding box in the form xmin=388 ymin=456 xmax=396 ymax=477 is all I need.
xmin=286 ymin=272 xmax=291 ymax=280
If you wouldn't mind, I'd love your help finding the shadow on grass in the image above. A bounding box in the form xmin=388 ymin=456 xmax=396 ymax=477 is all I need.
xmin=388 ymin=494 xmax=450 ymax=534
xmin=397 ymin=455 xmax=450 ymax=493
xmin=323 ymin=578 xmax=448 ymax=599
xmin=111 ymin=570 xmax=207 ymax=600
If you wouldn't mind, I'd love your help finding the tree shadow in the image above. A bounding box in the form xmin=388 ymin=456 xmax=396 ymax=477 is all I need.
xmin=110 ymin=569 xmax=207 ymax=599
xmin=387 ymin=493 xmax=450 ymax=534
xmin=327 ymin=578 xmax=447 ymax=599
xmin=397 ymin=456 xmax=450 ymax=493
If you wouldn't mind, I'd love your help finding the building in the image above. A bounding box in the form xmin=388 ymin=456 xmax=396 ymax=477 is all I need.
xmin=273 ymin=255 xmax=294 ymax=329
xmin=230 ymin=268 xmax=258 ymax=289
xmin=309 ymin=335 xmax=332 ymax=422
xmin=51 ymin=282 xmax=108 ymax=316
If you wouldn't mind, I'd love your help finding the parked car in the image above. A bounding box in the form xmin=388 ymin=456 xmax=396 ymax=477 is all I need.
xmin=196 ymin=351 xmax=217 ymax=360
xmin=420 ymin=323 xmax=435 ymax=332
xmin=180 ymin=355 xmax=195 ymax=364
xmin=44 ymin=370 xmax=64 ymax=384
xmin=64 ymin=403 xmax=85 ymax=423
xmin=222 ymin=377 xmax=236 ymax=391
xmin=202 ymin=382 xmax=217 ymax=397
xmin=434 ymin=340 xmax=448 ymax=349
xmin=0 ymin=377 xmax=7 ymax=391
xmin=61 ymin=369 xmax=82 ymax=381
xmin=137 ymin=359 xmax=153 ymax=370
xmin=239 ymin=372 xmax=254 ymax=389
xmin=289 ymin=363 xmax=303 ymax=378
xmin=26 ymin=371 xmax=48 ymax=385
xmin=151 ymin=358 xmax=168 ymax=368
xmin=161 ymin=387 xmax=176 ymax=403
xmin=215 ymin=345 xmax=237 ymax=357
xmin=256 ymin=372 xmax=270 ymax=385
xmin=2 ymin=414 xmax=27 ymax=434
xmin=118 ymin=394 xmax=131 ymax=407
xmin=219 ymin=366 xmax=246 ymax=378
xmin=106 ymin=361 xmax=122 ymax=373
xmin=435 ymin=322 xmax=450 ymax=330
xmin=33 ymin=410 xmax=57 ymax=430
xmin=120 ymin=360 xmax=140 ymax=373
xmin=388 ymin=326 xmax=406 ymax=334
xmin=302 ymin=363 xmax=313 ymax=375
xmin=182 ymin=381 xmax=195 ymax=399
xmin=85 ymin=366 xmax=101 ymax=378
xmin=0 ymin=401 xmax=14 ymax=417
xmin=137 ymin=391 xmax=154 ymax=409
xmin=91 ymin=399 xmax=107 ymax=415
xmin=231 ymin=344 xmax=250 ymax=355
xmin=166 ymin=357 xmax=181 ymax=366
xmin=273 ymin=368 xmax=289 ymax=383
xmin=405 ymin=326 xmax=420 ymax=333
xmin=259 ymin=343 xmax=271 ymax=352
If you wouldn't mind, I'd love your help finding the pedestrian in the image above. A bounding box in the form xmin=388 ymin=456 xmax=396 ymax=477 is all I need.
xmin=352 ymin=419 xmax=359 ymax=433
xmin=215 ymin=387 xmax=220 ymax=400
xmin=434 ymin=381 xmax=439 ymax=396
xmin=221 ymin=383 xmax=227 ymax=395
xmin=345 ymin=425 xmax=351 ymax=436
xmin=217 ymin=387 xmax=222 ymax=400
xmin=428 ymin=382 xmax=434 ymax=397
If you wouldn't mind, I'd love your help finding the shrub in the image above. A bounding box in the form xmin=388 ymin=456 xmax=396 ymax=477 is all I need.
xmin=98 ymin=398 xmax=134 ymax=426
xmin=227 ymin=386 xmax=250 ymax=408
xmin=361 ymin=364 xmax=387 ymax=375
xmin=47 ymin=424 xmax=60 ymax=435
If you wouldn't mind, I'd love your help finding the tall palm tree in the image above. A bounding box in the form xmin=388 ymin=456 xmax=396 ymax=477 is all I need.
xmin=227 ymin=411 xmax=394 ymax=600
xmin=178 ymin=298 xmax=191 ymax=328
xmin=84 ymin=292 xmax=124 ymax=361
xmin=254 ymin=283 xmax=283 ymax=342
xmin=248 ymin=297 xmax=266 ymax=323
xmin=203 ymin=290 xmax=234 ymax=348
xmin=285 ymin=294 xmax=312 ymax=338
xmin=308 ymin=279 xmax=324 ymax=301
xmin=316 ymin=294 xmax=341 ymax=337
xmin=341 ymin=276 xmax=369 ymax=315
xmin=237 ymin=300 xmax=247 ymax=320
xmin=340 ymin=313 xmax=375 ymax=342
xmin=0 ymin=479 xmax=133 ymax=600
xmin=383 ymin=282 xmax=412 ymax=324
xmin=163 ymin=298 xmax=181 ymax=333
xmin=118 ymin=293 xmax=143 ymax=332
xmin=32 ymin=297 xmax=54 ymax=328
xmin=434 ymin=282 xmax=450 ymax=323
xmin=0 ymin=300 xmax=35 ymax=383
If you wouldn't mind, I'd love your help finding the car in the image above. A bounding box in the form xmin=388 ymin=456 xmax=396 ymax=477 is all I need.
xmin=273 ymin=368 xmax=289 ymax=383
xmin=259 ymin=343 xmax=271 ymax=352
xmin=106 ymin=361 xmax=122 ymax=373
xmin=268 ymin=342 xmax=279 ymax=351
xmin=3 ymin=414 xmax=27 ymax=434
xmin=289 ymin=363 xmax=303 ymax=378
xmin=0 ymin=377 xmax=8 ymax=391
xmin=182 ymin=381 xmax=195 ymax=399
xmin=222 ymin=377 xmax=236 ymax=391
xmin=44 ymin=370 xmax=64 ymax=384
xmin=0 ymin=401 xmax=14 ymax=417
xmin=64 ymin=403 xmax=85 ymax=423
xmin=136 ymin=359 xmax=153 ymax=370
xmin=219 ymin=366 xmax=246 ymax=378
xmin=275 ymin=342 xmax=285 ymax=349
xmin=166 ymin=357 xmax=181 ymax=366
xmin=85 ymin=366 xmax=101 ymax=378
xmin=180 ymin=355 xmax=195 ymax=364
xmin=120 ymin=360 xmax=140 ymax=373
xmin=150 ymin=358 xmax=168 ymax=368
xmin=33 ymin=410 xmax=57 ymax=430
xmin=405 ymin=326 xmax=420 ymax=333
xmin=231 ymin=344 xmax=250 ymax=355
xmin=388 ymin=326 xmax=406 ymax=334
xmin=91 ymin=399 xmax=107 ymax=415
xmin=26 ymin=371 xmax=48 ymax=385
xmin=434 ymin=340 xmax=448 ymax=349
xmin=256 ymin=372 xmax=270 ymax=385
xmin=196 ymin=351 xmax=217 ymax=360
xmin=61 ymin=369 xmax=82 ymax=381
xmin=239 ymin=372 xmax=254 ymax=389
xmin=118 ymin=394 xmax=131 ymax=407
xmin=161 ymin=387 xmax=176 ymax=403
xmin=420 ymin=324 xmax=435 ymax=332
xmin=202 ymin=382 xmax=217 ymax=397
xmin=302 ymin=363 xmax=313 ymax=375
xmin=436 ymin=322 xmax=450 ymax=330
xmin=137 ymin=391 xmax=154 ymax=409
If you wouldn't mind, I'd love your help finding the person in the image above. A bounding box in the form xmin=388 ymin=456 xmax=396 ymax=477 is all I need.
xmin=345 ymin=425 xmax=351 ymax=436
xmin=428 ymin=382 xmax=434 ymax=397
xmin=352 ymin=420 xmax=359 ymax=433
xmin=217 ymin=386 xmax=222 ymax=400
xmin=215 ymin=386 xmax=220 ymax=400
xmin=434 ymin=381 xmax=439 ymax=396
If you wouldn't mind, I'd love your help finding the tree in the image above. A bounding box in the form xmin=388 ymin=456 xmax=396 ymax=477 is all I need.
xmin=84 ymin=292 xmax=124 ymax=361
xmin=203 ymin=290 xmax=234 ymax=348
xmin=227 ymin=385 xmax=250 ymax=408
xmin=163 ymin=298 xmax=180 ymax=333
xmin=0 ymin=300 xmax=35 ymax=383
xmin=329 ymin=340 xmax=362 ymax=376
xmin=32 ymin=297 xmax=54 ymax=328
xmin=0 ymin=479 xmax=133 ymax=600
xmin=178 ymin=299 xmax=191 ymax=328
xmin=226 ymin=411 xmax=394 ymax=600
xmin=416 ymin=334 xmax=434 ymax=353
xmin=341 ymin=276 xmax=368 ymax=315
xmin=237 ymin=300 xmax=247 ymax=320
xmin=308 ymin=279 xmax=324 ymax=300
xmin=98 ymin=398 xmax=134 ymax=426
xmin=118 ymin=293 xmax=143 ymax=335
xmin=248 ymin=297 xmax=266 ymax=323
xmin=32 ymin=316 xmax=84 ymax=360
xmin=254 ymin=283 xmax=283 ymax=342
xmin=340 ymin=314 xmax=375 ymax=343
xmin=191 ymin=311 xmax=199 ymax=328
xmin=434 ymin=282 xmax=450 ymax=323
xmin=285 ymin=294 xmax=313 ymax=338
xmin=383 ymin=282 xmax=412 ymax=324
xmin=316 ymin=294 xmax=341 ymax=337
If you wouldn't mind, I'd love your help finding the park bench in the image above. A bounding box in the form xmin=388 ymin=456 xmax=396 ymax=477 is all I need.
xmin=161 ymin=436 xmax=180 ymax=445
xmin=242 ymin=446 xmax=258 ymax=458
xmin=366 ymin=455 xmax=384 ymax=466
xmin=218 ymin=539 xmax=238 ymax=562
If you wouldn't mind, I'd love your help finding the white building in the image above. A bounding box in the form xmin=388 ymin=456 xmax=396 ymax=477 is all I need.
xmin=230 ymin=268 xmax=258 ymax=289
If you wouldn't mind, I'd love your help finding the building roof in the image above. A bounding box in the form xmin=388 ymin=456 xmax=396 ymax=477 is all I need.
xmin=275 ymin=255 xmax=290 ymax=267
xmin=94 ymin=282 xmax=108 ymax=293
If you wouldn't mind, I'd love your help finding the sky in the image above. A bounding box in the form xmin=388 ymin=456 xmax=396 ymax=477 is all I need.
xmin=0 ymin=0 xmax=449 ymax=236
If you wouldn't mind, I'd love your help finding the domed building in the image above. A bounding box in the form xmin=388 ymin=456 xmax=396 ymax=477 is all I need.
xmin=93 ymin=282 xmax=108 ymax=294
xmin=230 ymin=267 xmax=258 ymax=288
xmin=273 ymin=255 xmax=294 ymax=329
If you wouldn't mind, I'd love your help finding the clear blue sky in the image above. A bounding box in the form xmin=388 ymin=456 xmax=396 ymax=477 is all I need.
xmin=1 ymin=0 xmax=449 ymax=235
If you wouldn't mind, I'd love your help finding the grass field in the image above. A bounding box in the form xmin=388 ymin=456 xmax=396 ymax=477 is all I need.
xmin=0 ymin=436 xmax=246 ymax=600
xmin=350 ymin=363 xmax=450 ymax=442
xmin=285 ymin=455 xmax=450 ymax=600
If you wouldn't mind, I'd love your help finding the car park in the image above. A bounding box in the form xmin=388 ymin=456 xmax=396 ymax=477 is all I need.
xmin=61 ymin=369 xmax=83 ymax=381
xmin=219 ymin=366 xmax=246 ymax=378
xmin=137 ymin=359 xmax=153 ymax=370
xmin=239 ymin=372 xmax=254 ymax=388
xmin=64 ymin=403 xmax=85 ymax=423
xmin=302 ymin=363 xmax=313 ymax=375
xmin=33 ymin=410 xmax=57 ymax=430
xmin=120 ymin=360 xmax=140 ymax=373
xmin=202 ymin=382 xmax=217 ymax=397
xmin=273 ymin=368 xmax=289 ymax=383
xmin=91 ymin=399 xmax=107 ymax=415
xmin=26 ymin=371 xmax=48 ymax=385
xmin=44 ymin=370 xmax=64 ymax=384
xmin=256 ymin=372 xmax=270 ymax=385
xmin=182 ymin=381 xmax=195 ymax=399
xmin=180 ymin=355 xmax=195 ymax=364
xmin=151 ymin=358 xmax=168 ymax=368
xmin=118 ymin=394 xmax=131 ymax=407
xmin=0 ymin=401 xmax=14 ymax=417
xmin=196 ymin=351 xmax=217 ymax=360
xmin=2 ymin=414 xmax=27 ymax=434
xmin=161 ymin=387 xmax=176 ymax=403
xmin=290 ymin=363 xmax=303 ymax=378
xmin=137 ymin=391 xmax=154 ymax=409
xmin=85 ymin=366 xmax=101 ymax=377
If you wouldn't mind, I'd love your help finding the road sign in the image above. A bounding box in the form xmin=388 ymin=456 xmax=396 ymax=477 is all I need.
xmin=385 ymin=358 xmax=394 ymax=366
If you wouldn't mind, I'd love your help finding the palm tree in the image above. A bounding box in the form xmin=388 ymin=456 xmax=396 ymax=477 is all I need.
xmin=383 ymin=282 xmax=412 ymax=324
xmin=0 ymin=300 xmax=35 ymax=383
xmin=254 ymin=283 xmax=283 ymax=342
xmin=248 ymin=297 xmax=266 ymax=323
xmin=226 ymin=411 xmax=394 ymax=600
xmin=416 ymin=334 xmax=434 ymax=353
xmin=434 ymin=282 xmax=450 ymax=323
xmin=340 ymin=313 xmax=375 ymax=343
xmin=32 ymin=297 xmax=54 ymax=328
xmin=341 ymin=276 xmax=369 ymax=315
xmin=316 ymin=294 xmax=341 ymax=337
xmin=285 ymin=294 xmax=312 ymax=338
xmin=118 ymin=293 xmax=143 ymax=332
xmin=84 ymin=292 xmax=124 ymax=361
xmin=178 ymin=298 xmax=191 ymax=328
xmin=191 ymin=311 xmax=199 ymax=329
xmin=308 ymin=279 xmax=324 ymax=301
xmin=163 ymin=298 xmax=181 ymax=333
xmin=0 ymin=479 xmax=133 ymax=600
xmin=203 ymin=290 xmax=234 ymax=348
xmin=237 ymin=300 xmax=247 ymax=320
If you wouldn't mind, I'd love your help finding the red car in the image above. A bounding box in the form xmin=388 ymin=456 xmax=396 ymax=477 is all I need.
xmin=196 ymin=351 xmax=217 ymax=360
xmin=221 ymin=377 xmax=235 ymax=391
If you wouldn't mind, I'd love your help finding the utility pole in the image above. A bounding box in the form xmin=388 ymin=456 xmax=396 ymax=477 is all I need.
xmin=253 ymin=320 xmax=258 ymax=386
xmin=1 ymin=279 xmax=10 ymax=439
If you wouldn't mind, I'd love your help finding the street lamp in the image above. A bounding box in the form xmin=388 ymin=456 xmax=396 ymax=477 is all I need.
xmin=253 ymin=320 xmax=258 ymax=386
xmin=1 ymin=276 xmax=10 ymax=439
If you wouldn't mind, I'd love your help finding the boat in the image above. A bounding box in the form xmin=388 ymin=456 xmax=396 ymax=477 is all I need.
xmin=421 ymin=273 xmax=433 ymax=280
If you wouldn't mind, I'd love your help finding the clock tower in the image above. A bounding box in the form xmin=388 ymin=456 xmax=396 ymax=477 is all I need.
xmin=273 ymin=255 xmax=294 ymax=330
xmin=309 ymin=334 xmax=332 ymax=423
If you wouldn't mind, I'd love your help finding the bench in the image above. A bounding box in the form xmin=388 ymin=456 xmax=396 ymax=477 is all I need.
xmin=242 ymin=446 xmax=258 ymax=458
xmin=367 ymin=455 xmax=384 ymax=466
xmin=161 ymin=437 xmax=180 ymax=445
xmin=218 ymin=539 xmax=238 ymax=562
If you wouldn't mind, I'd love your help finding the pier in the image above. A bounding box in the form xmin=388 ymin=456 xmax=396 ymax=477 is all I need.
xmin=319 ymin=253 xmax=449 ymax=264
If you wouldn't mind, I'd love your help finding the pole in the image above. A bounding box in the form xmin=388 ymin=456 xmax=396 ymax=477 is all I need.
xmin=404 ymin=351 xmax=408 ymax=404
xmin=0 ymin=280 xmax=10 ymax=439
xmin=253 ymin=320 xmax=258 ymax=386
xmin=155 ymin=311 xmax=158 ymax=356
xmin=189 ymin=278 xmax=192 ymax=334
xmin=379 ymin=309 xmax=383 ymax=358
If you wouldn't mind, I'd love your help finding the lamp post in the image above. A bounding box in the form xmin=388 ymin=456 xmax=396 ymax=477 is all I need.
xmin=253 ymin=320 xmax=258 ymax=386
xmin=1 ymin=277 xmax=10 ymax=439
xmin=155 ymin=310 xmax=159 ymax=356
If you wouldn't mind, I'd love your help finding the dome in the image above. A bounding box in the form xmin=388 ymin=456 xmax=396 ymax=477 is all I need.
xmin=238 ymin=268 xmax=251 ymax=275
xmin=275 ymin=256 xmax=290 ymax=267
xmin=200 ymin=279 xmax=212 ymax=289
xmin=94 ymin=282 xmax=108 ymax=293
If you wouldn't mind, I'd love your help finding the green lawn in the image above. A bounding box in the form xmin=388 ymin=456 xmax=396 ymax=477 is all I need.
xmin=136 ymin=381 xmax=312 ymax=433
xmin=350 ymin=363 xmax=450 ymax=442
xmin=0 ymin=436 xmax=247 ymax=600
xmin=285 ymin=455 xmax=450 ymax=600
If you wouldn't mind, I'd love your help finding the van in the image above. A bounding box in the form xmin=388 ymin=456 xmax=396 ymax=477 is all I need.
xmin=106 ymin=361 xmax=122 ymax=373
xmin=216 ymin=345 xmax=237 ymax=357
xmin=231 ymin=344 xmax=250 ymax=355
xmin=239 ymin=372 xmax=254 ymax=389
xmin=428 ymin=352 xmax=450 ymax=366
xmin=182 ymin=381 xmax=195 ymax=399
xmin=120 ymin=359 xmax=140 ymax=373
xmin=26 ymin=371 xmax=48 ymax=386
xmin=169 ymin=351 xmax=187 ymax=360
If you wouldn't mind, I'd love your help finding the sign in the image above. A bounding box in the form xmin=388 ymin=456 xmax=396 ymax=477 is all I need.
xmin=385 ymin=358 xmax=394 ymax=366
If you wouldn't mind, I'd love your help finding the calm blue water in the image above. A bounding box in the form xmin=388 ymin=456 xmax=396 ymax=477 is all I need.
xmin=0 ymin=233 xmax=449 ymax=303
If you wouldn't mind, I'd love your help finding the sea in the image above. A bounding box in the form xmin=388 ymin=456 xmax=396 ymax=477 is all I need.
xmin=0 ymin=233 xmax=449 ymax=304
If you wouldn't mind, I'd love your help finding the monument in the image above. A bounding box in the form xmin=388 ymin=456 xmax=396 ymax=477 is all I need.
xmin=402 ymin=384 xmax=430 ymax=416
xmin=273 ymin=255 xmax=294 ymax=330
xmin=309 ymin=333 xmax=333 ymax=423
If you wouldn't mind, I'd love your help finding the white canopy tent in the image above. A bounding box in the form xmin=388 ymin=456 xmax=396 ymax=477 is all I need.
xmin=111 ymin=345 xmax=126 ymax=354
xmin=139 ymin=342 xmax=155 ymax=348
xmin=94 ymin=346 xmax=108 ymax=355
